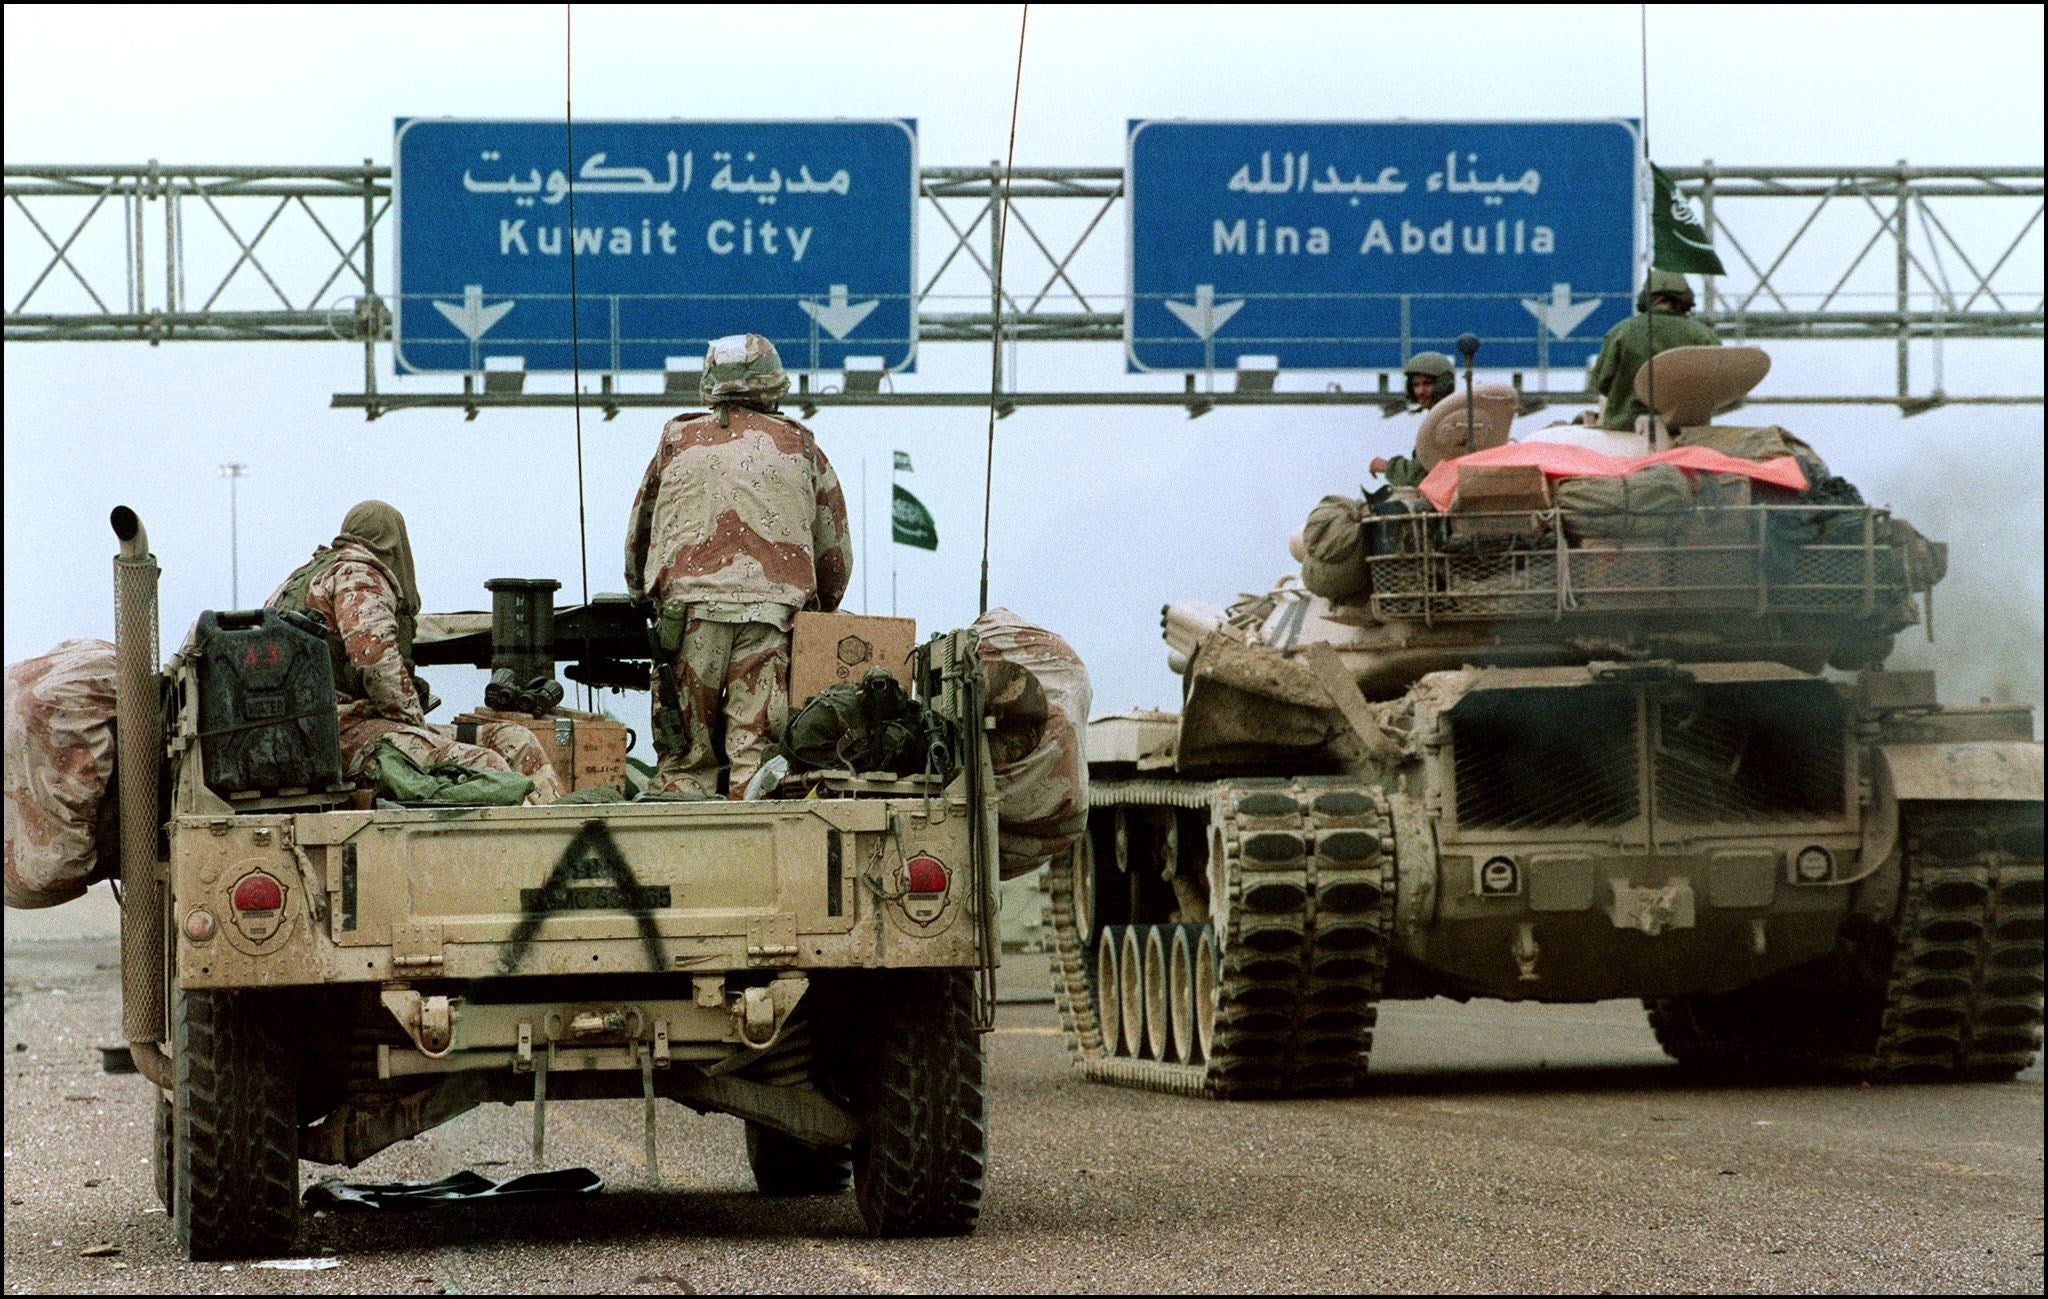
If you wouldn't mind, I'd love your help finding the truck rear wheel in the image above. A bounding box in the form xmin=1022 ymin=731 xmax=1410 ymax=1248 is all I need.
xmin=152 ymin=1090 xmax=174 ymax=1210
xmin=851 ymin=969 xmax=986 ymax=1236
xmin=745 ymin=1122 xmax=852 ymax=1195
xmin=172 ymin=989 xmax=299 ymax=1260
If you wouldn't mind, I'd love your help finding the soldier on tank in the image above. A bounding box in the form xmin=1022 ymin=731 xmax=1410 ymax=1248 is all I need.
xmin=625 ymin=334 xmax=853 ymax=798
xmin=1590 ymin=270 xmax=1721 ymax=431
xmin=267 ymin=501 xmax=564 ymax=804
xmin=1369 ymin=351 xmax=1458 ymax=487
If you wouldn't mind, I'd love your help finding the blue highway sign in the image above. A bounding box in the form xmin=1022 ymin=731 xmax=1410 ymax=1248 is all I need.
xmin=1126 ymin=120 xmax=1640 ymax=373
xmin=394 ymin=118 xmax=916 ymax=374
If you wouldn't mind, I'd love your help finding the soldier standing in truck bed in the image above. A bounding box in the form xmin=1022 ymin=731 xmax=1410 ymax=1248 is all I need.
xmin=268 ymin=501 xmax=564 ymax=803
xmin=625 ymin=334 xmax=854 ymax=798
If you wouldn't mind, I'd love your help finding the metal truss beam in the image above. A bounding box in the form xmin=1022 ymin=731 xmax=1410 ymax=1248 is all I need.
xmin=6 ymin=159 xmax=2041 ymax=412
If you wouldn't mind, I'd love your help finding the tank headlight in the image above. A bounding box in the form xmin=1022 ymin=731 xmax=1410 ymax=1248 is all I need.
xmin=1794 ymin=846 xmax=1834 ymax=883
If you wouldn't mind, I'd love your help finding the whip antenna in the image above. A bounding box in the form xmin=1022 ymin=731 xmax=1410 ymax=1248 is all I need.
xmin=979 ymin=4 xmax=1028 ymax=615
xmin=565 ymin=4 xmax=593 ymax=705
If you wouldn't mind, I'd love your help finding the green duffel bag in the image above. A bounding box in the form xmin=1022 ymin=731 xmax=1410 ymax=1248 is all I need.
xmin=782 ymin=667 xmax=937 ymax=777
xmin=364 ymin=739 xmax=533 ymax=807
xmin=1300 ymin=494 xmax=1372 ymax=602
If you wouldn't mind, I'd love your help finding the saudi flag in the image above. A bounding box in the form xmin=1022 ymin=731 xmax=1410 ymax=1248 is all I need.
xmin=1651 ymin=163 xmax=1726 ymax=276
xmin=892 ymin=484 xmax=937 ymax=550
xmin=894 ymin=450 xmax=914 ymax=472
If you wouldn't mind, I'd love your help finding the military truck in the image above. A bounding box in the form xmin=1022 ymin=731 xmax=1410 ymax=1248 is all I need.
xmin=1049 ymin=357 xmax=2044 ymax=1097
xmin=104 ymin=508 xmax=997 ymax=1258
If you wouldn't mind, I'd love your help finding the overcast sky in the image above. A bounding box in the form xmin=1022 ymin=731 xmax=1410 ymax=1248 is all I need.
xmin=5 ymin=3 xmax=2042 ymax=745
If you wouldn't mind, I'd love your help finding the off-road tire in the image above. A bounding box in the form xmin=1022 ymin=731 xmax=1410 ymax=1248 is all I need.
xmin=745 ymin=1122 xmax=853 ymax=1195
xmin=172 ymin=989 xmax=299 ymax=1260
xmin=851 ymin=970 xmax=986 ymax=1237
xmin=152 ymin=1090 xmax=174 ymax=1210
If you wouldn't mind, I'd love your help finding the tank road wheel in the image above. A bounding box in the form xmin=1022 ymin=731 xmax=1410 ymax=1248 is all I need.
xmin=1167 ymin=925 xmax=1200 ymax=1063
xmin=1142 ymin=926 xmax=1173 ymax=1062
xmin=746 ymin=1122 xmax=853 ymax=1195
xmin=1118 ymin=925 xmax=1147 ymax=1058
xmin=1194 ymin=926 xmax=1219 ymax=1063
xmin=1096 ymin=925 xmax=1124 ymax=1055
xmin=852 ymin=970 xmax=986 ymax=1237
xmin=172 ymin=989 xmax=299 ymax=1260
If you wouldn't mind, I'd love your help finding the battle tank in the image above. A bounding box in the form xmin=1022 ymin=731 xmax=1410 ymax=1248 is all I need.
xmin=1052 ymin=347 xmax=2045 ymax=1097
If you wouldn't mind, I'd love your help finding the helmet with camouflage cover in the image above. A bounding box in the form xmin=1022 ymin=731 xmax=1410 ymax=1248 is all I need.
xmin=702 ymin=333 xmax=789 ymax=404
xmin=1636 ymin=269 xmax=1697 ymax=313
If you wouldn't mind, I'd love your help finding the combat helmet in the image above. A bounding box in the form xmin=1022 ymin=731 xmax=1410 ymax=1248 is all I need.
xmin=702 ymin=333 xmax=789 ymax=404
xmin=1636 ymin=269 xmax=1696 ymax=313
xmin=1402 ymin=351 xmax=1457 ymax=383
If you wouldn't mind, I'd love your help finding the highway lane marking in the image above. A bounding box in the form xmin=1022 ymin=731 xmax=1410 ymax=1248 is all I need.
xmin=993 ymin=1026 xmax=1063 ymax=1035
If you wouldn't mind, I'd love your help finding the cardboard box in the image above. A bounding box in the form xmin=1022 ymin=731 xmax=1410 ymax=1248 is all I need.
xmin=790 ymin=612 xmax=916 ymax=707
xmin=455 ymin=706 xmax=629 ymax=793
xmin=1448 ymin=463 xmax=1551 ymax=538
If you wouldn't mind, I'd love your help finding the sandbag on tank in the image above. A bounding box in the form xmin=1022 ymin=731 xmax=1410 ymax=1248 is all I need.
xmin=972 ymin=609 xmax=1092 ymax=880
xmin=4 ymin=639 xmax=119 ymax=909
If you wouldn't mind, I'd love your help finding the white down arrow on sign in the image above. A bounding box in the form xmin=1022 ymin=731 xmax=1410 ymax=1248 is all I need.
xmin=1521 ymin=283 xmax=1602 ymax=339
xmin=797 ymin=285 xmax=881 ymax=341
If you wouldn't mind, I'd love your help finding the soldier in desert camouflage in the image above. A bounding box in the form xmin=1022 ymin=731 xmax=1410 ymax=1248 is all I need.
xmin=625 ymin=334 xmax=853 ymax=798
xmin=268 ymin=501 xmax=564 ymax=804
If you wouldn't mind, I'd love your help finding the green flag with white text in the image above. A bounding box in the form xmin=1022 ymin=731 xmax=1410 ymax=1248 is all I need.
xmin=892 ymin=484 xmax=937 ymax=551
xmin=1651 ymin=163 xmax=1726 ymax=276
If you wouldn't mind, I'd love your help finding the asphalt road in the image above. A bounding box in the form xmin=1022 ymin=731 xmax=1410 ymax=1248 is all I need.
xmin=5 ymin=935 xmax=2041 ymax=1295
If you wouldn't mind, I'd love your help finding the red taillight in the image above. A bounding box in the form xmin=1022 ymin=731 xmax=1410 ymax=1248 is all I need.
xmin=231 ymin=872 xmax=283 ymax=913
xmin=905 ymin=855 xmax=948 ymax=894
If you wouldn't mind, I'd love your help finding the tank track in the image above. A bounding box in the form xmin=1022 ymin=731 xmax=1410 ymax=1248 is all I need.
xmin=1838 ymin=800 xmax=2044 ymax=1079
xmin=1050 ymin=777 xmax=1395 ymax=1098
xmin=1646 ymin=799 xmax=2044 ymax=1080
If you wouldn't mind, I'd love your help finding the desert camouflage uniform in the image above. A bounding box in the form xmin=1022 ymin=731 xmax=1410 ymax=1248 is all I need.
xmin=269 ymin=545 xmax=565 ymax=804
xmin=3 ymin=639 xmax=119 ymax=909
xmin=972 ymin=609 xmax=1092 ymax=879
xmin=625 ymin=338 xmax=853 ymax=796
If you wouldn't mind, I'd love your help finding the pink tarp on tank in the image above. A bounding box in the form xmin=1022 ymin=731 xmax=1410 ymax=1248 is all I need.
xmin=1418 ymin=441 xmax=1809 ymax=511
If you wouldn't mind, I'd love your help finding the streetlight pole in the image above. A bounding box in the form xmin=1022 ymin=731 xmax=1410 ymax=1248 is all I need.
xmin=220 ymin=463 xmax=248 ymax=606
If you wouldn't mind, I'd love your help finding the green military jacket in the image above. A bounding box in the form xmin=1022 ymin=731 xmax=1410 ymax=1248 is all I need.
xmin=1591 ymin=307 xmax=1721 ymax=431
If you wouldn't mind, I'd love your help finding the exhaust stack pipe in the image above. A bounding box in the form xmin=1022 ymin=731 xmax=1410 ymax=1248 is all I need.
xmin=111 ymin=507 xmax=171 ymax=1088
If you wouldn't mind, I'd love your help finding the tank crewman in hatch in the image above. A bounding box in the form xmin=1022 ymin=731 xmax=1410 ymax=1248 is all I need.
xmin=625 ymin=334 xmax=853 ymax=798
xmin=1590 ymin=270 xmax=1721 ymax=431
xmin=1369 ymin=351 xmax=1458 ymax=487
xmin=267 ymin=501 xmax=565 ymax=804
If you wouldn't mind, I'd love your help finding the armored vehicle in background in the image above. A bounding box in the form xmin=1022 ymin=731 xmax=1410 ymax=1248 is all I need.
xmin=1052 ymin=352 xmax=2044 ymax=1097
xmin=102 ymin=508 xmax=997 ymax=1258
